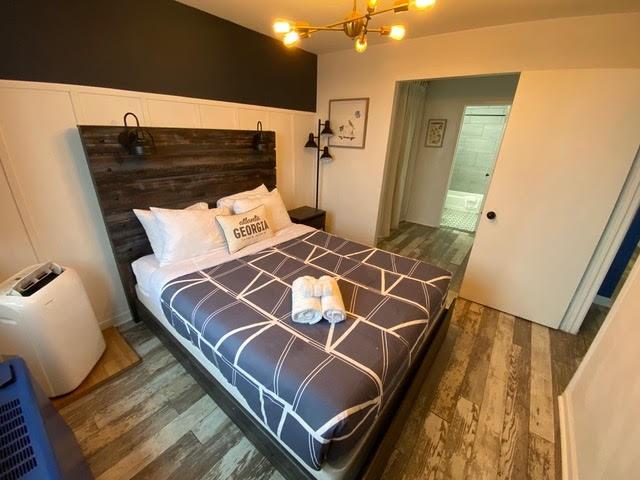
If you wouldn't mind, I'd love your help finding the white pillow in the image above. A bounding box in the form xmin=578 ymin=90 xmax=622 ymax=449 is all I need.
xmin=150 ymin=206 xmax=229 ymax=265
xmin=134 ymin=202 xmax=207 ymax=258
xmin=216 ymin=205 xmax=274 ymax=254
xmin=233 ymin=189 xmax=292 ymax=232
xmin=216 ymin=184 xmax=268 ymax=210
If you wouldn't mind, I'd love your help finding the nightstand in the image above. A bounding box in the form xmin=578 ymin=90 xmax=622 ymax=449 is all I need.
xmin=288 ymin=206 xmax=326 ymax=230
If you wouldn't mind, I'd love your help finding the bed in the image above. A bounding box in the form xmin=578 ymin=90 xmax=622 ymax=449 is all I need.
xmin=78 ymin=125 xmax=453 ymax=479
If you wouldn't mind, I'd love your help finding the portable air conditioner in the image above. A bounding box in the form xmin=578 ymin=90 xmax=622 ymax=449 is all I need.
xmin=0 ymin=263 xmax=106 ymax=398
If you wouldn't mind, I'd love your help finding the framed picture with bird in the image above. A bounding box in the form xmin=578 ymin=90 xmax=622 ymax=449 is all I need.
xmin=329 ymin=98 xmax=369 ymax=148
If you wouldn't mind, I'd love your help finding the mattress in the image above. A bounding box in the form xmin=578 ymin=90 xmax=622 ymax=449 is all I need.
xmin=133 ymin=225 xmax=450 ymax=476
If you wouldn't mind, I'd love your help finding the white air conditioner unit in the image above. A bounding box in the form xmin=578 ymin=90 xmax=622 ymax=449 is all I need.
xmin=0 ymin=262 xmax=105 ymax=397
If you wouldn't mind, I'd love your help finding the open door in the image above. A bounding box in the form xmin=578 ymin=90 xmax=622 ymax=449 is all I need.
xmin=460 ymin=69 xmax=640 ymax=328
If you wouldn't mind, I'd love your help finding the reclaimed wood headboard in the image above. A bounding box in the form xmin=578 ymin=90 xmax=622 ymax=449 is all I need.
xmin=78 ymin=125 xmax=276 ymax=319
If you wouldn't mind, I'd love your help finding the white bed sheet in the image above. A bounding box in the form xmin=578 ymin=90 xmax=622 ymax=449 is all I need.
xmin=132 ymin=223 xmax=315 ymax=313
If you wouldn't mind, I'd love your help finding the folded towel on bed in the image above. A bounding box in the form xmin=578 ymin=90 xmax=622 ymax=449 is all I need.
xmin=318 ymin=275 xmax=347 ymax=324
xmin=291 ymin=276 xmax=323 ymax=324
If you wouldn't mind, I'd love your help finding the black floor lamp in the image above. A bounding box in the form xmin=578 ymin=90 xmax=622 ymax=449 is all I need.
xmin=304 ymin=119 xmax=334 ymax=210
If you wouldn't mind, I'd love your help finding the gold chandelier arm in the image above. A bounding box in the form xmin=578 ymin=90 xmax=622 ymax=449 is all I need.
xmin=312 ymin=1 xmax=410 ymax=30
xmin=302 ymin=26 xmax=347 ymax=32
xmin=321 ymin=17 xmax=361 ymax=29
xmin=368 ymin=2 xmax=410 ymax=18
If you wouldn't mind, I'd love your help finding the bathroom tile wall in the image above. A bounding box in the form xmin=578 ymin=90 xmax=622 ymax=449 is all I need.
xmin=449 ymin=105 xmax=509 ymax=194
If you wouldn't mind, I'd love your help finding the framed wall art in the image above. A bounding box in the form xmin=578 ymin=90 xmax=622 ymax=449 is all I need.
xmin=425 ymin=118 xmax=447 ymax=148
xmin=328 ymin=98 xmax=369 ymax=149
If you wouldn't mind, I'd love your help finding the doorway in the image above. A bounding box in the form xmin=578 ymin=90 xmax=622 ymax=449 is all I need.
xmin=440 ymin=105 xmax=509 ymax=232
xmin=376 ymin=73 xmax=519 ymax=298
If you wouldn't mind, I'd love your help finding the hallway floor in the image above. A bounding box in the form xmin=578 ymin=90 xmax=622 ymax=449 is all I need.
xmin=377 ymin=221 xmax=475 ymax=298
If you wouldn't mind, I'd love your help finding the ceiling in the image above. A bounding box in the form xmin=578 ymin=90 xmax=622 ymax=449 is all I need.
xmin=178 ymin=0 xmax=640 ymax=54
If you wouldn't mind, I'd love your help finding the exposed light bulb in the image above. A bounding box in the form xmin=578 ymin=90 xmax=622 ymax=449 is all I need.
xmin=389 ymin=25 xmax=406 ymax=40
xmin=412 ymin=0 xmax=436 ymax=9
xmin=355 ymin=35 xmax=368 ymax=53
xmin=367 ymin=0 xmax=378 ymax=12
xmin=283 ymin=31 xmax=300 ymax=46
xmin=273 ymin=20 xmax=292 ymax=34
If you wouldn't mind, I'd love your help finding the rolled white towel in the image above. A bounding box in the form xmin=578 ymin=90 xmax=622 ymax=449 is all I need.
xmin=318 ymin=276 xmax=347 ymax=324
xmin=291 ymin=276 xmax=323 ymax=324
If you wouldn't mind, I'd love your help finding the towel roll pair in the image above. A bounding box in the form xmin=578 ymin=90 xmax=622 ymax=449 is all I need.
xmin=291 ymin=275 xmax=346 ymax=325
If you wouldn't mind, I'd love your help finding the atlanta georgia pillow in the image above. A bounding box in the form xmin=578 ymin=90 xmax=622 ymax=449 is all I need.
xmin=216 ymin=204 xmax=274 ymax=253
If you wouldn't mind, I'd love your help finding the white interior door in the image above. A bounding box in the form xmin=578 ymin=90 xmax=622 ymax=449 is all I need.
xmin=460 ymin=69 xmax=640 ymax=328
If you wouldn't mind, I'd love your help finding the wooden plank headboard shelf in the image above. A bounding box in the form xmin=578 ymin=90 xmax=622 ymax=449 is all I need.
xmin=78 ymin=125 xmax=276 ymax=319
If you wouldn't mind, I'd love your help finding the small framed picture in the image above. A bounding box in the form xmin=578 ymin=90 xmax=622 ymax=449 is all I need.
xmin=329 ymin=98 xmax=369 ymax=149
xmin=425 ymin=118 xmax=447 ymax=148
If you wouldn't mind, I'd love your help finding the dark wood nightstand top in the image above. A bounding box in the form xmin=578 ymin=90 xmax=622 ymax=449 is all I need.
xmin=288 ymin=206 xmax=326 ymax=230
xmin=288 ymin=206 xmax=325 ymax=222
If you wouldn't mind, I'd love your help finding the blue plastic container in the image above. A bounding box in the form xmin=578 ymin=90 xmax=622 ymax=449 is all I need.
xmin=0 ymin=357 xmax=93 ymax=479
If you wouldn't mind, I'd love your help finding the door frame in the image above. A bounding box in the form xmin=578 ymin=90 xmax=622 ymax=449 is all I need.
xmin=561 ymin=146 xmax=640 ymax=333
xmin=439 ymin=103 xmax=512 ymax=230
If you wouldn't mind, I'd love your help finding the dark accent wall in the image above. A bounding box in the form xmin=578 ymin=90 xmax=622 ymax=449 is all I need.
xmin=0 ymin=0 xmax=317 ymax=112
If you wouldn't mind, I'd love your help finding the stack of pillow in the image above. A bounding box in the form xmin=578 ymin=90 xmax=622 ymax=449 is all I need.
xmin=134 ymin=185 xmax=292 ymax=265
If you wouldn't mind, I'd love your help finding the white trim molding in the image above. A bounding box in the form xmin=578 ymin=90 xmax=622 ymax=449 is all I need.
xmin=558 ymin=393 xmax=577 ymax=480
xmin=560 ymin=146 xmax=640 ymax=333
xmin=98 ymin=310 xmax=133 ymax=330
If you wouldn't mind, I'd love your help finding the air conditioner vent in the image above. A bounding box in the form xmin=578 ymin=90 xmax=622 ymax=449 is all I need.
xmin=0 ymin=398 xmax=37 ymax=480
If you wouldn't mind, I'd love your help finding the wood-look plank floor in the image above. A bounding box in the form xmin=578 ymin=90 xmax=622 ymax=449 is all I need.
xmin=59 ymin=324 xmax=281 ymax=480
xmin=60 ymin=221 xmax=605 ymax=479
xmin=377 ymin=222 xmax=475 ymax=299
xmin=379 ymin=222 xmax=607 ymax=480
xmin=52 ymin=327 xmax=141 ymax=409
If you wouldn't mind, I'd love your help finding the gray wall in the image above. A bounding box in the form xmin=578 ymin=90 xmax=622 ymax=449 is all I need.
xmin=405 ymin=75 xmax=519 ymax=227
xmin=449 ymin=105 xmax=509 ymax=194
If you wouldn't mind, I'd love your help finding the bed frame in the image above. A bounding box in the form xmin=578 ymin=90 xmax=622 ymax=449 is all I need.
xmin=78 ymin=125 xmax=452 ymax=479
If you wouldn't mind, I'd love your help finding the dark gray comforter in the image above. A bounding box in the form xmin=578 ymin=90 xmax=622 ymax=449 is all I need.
xmin=160 ymin=230 xmax=450 ymax=470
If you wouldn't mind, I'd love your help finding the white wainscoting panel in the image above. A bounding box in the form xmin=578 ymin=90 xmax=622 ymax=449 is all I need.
xmin=146 ymin=99 xmax=200 ymax=127
xmin=0 ymin=158 xmax=38 ymax=277
xmin=292 ymin=114 xmax=318 ymax=209
xmin=237 ymin=108 xmax=269 ymax=130
xmin=0 ymin=86 xmax=126 ymax=327
xmin=73 ymin=92 xmax=145 ymax=126
xmin=269 ymin=111 xmax=295 ymax=207
xmin=0 ymin=80 xmax=315 ymax=327
xmin=199 ymin=104 xmax=238 ymax=129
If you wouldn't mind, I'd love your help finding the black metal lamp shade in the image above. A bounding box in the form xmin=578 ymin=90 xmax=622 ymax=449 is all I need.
xmin=118 ymin=112 xmax=155 ymax=156
xmin=320 ymin=120 xmax=334 ymax=136
xmin=304 ymin=133 xmax=319 ymax=149
xmin=320 ymin=146 xmax=333 ymax=161
xmin=305 ymin=118 xmax=334 ymax=210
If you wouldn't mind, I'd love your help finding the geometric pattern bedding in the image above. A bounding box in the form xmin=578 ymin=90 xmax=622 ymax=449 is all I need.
xmin=160 ymin=230 xmax=450 ymax=470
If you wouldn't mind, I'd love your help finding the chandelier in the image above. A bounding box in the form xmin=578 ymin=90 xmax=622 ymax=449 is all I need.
xmin=273 ymin=0 xmax=436 ymax=53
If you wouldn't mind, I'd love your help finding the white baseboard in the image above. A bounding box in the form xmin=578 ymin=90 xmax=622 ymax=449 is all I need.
xmin=98 ymin=309 xmax=133 ymax=330
xmin=558 ymin=394 xmax=577 ymax=480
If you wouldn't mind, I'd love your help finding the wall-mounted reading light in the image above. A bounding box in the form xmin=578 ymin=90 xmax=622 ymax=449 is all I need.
xmin=118 ymin=112 xmax=155 ymax=156
xmin=253 ymin=121 xmax=268 ymax=151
